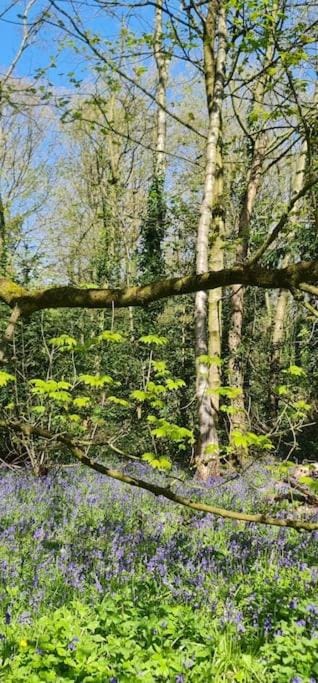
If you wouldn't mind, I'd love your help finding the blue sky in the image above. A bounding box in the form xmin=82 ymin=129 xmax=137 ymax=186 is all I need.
xmin=0 ymin=0 xmax=156 ymax=87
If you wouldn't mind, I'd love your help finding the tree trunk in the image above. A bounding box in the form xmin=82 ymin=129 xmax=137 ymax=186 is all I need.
xmin=154 ymin=0 xmax=167 ymax=180
xmin=228 ymin=135 xmax=267 ymax=459
xmin=227 ymin=2 xmax=279 ymax=463
xmin=270 ymin=143 xmax=307 ymax=417
xmin=0 ymin=192 xmax=6 ymax=275
xmin=194 ymin=1 xmax=226 ymax=480
xmin=207 ymin=144 xmax=224 ymax=473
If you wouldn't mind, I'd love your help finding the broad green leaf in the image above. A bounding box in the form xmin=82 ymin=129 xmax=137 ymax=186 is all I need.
xmin=148 ymin=417 xmax=194 ymax=444
xmin=49 ymin=390 xmax=72 ymax=403
xmin=97 ymin=330 xmax=126 ymax=343
xmin=283 ymin=365 xmax=306 ymax=377
xmin=165 ymin=378 xmax=186 ymax=390
xmin=73 ymin=396 xmax=91 ymax=408
xmin=139 ymin=334 xmax=167 ymax=346
xmin=142 ymin=452 xmax=172 ymax=471
xmin=31 ymin=405 xmax=46 ymax=415
xmin=107 ymin=396 xmax=130 ymax=407
xmin=292 ymin=400 xmax=311 ymax=412
xmin=208 ymin=386 xmax=242 ymax=399
xmin=130 ymin=389 xmax=147 ymax=402
xmin=79 ymin=373 xmax=116 ymax=387
xmin=0 ymin=371 xmax=15 ymax=387
xmin=275 ymin=384 xmax=289 ymax=396
xmin=146 ymin=381 xmax=167 ymax=395
xmin=152 ymin=360 xmax=169 ymax=377
xmin=49 ymin=334 xmax=78 ymax=350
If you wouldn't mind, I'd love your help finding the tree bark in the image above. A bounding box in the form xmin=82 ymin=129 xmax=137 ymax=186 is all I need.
xmin=207 ymin=144 xmax=224 ymax=473
xmin=154 ymin=0 xmax=167 ymax=180
xmin=270 ymin=142 xmax=307 ymax=417
xmin=228 ymin=136 xmax=267 ymax=458
xmin=194 ymin=1 xmax=226 ymax=479
xmin=228 ymin=2 xmax=279 ymax=462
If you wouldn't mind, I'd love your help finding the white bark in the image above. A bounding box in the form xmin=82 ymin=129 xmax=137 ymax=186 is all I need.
xmin=154 ymin=0 xmax=168 ymax=179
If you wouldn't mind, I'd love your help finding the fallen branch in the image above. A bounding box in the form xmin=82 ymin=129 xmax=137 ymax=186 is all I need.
xmin=1 ymin=419 xmax=318 ymax=531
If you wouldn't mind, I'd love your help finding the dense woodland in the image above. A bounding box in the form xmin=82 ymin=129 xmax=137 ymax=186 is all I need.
xmin=0 ymin=0 xmax=318 ymax=680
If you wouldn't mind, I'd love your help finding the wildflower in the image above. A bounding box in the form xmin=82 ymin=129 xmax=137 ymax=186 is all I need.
xmin=19 ymin=639 xmax=28 ymax=648
xmin=296 ymin=619 xmax=306 ymax=627
xmin=67 ymin=637 xmax=79 ymax=651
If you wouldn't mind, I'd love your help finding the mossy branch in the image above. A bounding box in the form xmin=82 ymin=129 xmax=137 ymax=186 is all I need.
xmin=0 ymin=261 xmax=317 ymax=315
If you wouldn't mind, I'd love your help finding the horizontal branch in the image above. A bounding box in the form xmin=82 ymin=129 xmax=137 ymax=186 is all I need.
xmin=1 ymin=419 xmax=317 ymax=531
xmin=1 ymin=261 xmax=318 ymax=315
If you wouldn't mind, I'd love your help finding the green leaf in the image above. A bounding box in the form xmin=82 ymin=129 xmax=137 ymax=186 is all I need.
xmin=148 ymin=417 xmax=194 ymax=444
xmin=146 ymin=381 xmax=167 ymax=395
xmin=49 ymin=390 xmax=72 ymax=403
xmin=292 ymin=400 xmax=311 ymax=412
xmin=0 ymin=371 xmax=15 ymax=387
xmin=31 ymin=405 xmax=46 ymax=415
xmin=142 ymin=452 xmax=172 ymax=470
xmin=165 ymin=378 xmax=186 ymax=390
xmin=79 ymin=374 xmax=116 ymax=387
xmin=73 ymin=396 xmax=91 ymax=408
xmin=152 ymin=360 xmax=170 ymax=377
xmin=208 ymin=386 xmax=242 ymax=399
xmin=49 ymin=334 xmax=78 ymax=350
xmin=29 ymin=379 xmax=72 ymax=395
xmin=107 ymin=396 xmax=131 ymax=407
xmin=230 ymin=430 xmax=273 ymax=450
xmin=139 ymin=335 xmax=167 ymax=346
xmin=197 ymin=354 xmax=222 ymax=367
xmin=283 ymin=365 xmax=306 ymax=377
xmin=275 ymin=384 xmax=289 ymax=396
xmin=130 ymin=389 xmax=148 ymax=402
xmin=97 ymin=330 xmax=126 ymax=343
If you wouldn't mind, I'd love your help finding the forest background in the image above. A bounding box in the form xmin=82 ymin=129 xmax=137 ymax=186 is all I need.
xmin=0 ymin=2 xmax=318 ymax=681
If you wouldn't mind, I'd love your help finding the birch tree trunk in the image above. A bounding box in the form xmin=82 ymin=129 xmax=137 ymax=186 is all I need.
xmin=194 ymin=1 xmax=226 ymax=480
xmin=207 ymin=144 xmax=224 ymax=471
xmin=154 ymin=0 xmax=167 ymax=181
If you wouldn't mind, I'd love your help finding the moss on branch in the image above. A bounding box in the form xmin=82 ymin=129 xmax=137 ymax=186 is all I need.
xmin=0 ymin=261 xmax=317 ymax=315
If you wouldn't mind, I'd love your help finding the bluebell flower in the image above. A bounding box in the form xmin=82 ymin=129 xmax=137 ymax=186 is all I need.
xmin=67 ymin=637 xmax=79 ymax=651
xmin=296 ymin=619 xmax=306 ymax=627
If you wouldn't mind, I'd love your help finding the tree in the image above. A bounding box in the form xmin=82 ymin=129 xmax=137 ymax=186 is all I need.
xmin=0 ymin=0 xmax=318 ymax=530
